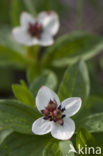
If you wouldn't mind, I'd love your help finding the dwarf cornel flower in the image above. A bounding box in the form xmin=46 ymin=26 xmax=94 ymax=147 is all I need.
xmin=32 ymin=86 xmax=82 ymax=140
xmin=12 ymin=11 xmax=59 ymax=46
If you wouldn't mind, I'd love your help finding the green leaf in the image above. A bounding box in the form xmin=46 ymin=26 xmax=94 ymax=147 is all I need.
xmin=42 ymin=32 xmax=103 ymax=67
xmin=76 ymin=128 xmax=95 ymax=155
xmin=79 ymin=113 xmax=103 ymax=133
xmin=30 ymin=70 xmax=57 ymax=97
xmin=27 ymin=64 xmax=42 ymax=83
xmin=0 ymin=26 xmax=24 ymax=53
xmin=0 ymin=26 xmax=30 ymax=68
xmin=76 ymin=128 xmax=95 ymax=147
xmin=0 ymin=100 xmax=40 ymax=134
xmin=43 ymin=140 xmax=62 ymax=156
xmin=43 ymin=139 xmax=74 ymax=156
xmin=12 ymin=81 xmax=35 ymax=107
xmin=0 ymin=129 xmax=13 ymax=145
xmin=0 ymin=45 xmax=30 ymax=67
xmin=58 ymin=60 xmax=90 ymax=104
xmin=86 ymin=95 xmax=103 ymax=114
xmin=59 ymin=141 xmax=75 ymax=156
xmin=0 ymin=132 xmax=50 ymax=156
xmin=74 ymin=95 xmax=103 ymax=130
xmin=87 ymin=59 xmax=103 ymax=96
xmin=10 ymin=0 xmax=25 ymax=26
xmin=74 ymin=95 xmax=103 ymax=124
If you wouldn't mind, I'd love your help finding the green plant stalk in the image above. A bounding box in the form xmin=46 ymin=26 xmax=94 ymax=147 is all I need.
xmin=26 ymin=46 xmax=40 ymax=64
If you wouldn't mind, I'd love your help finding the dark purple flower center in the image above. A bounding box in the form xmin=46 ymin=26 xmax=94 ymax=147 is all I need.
xmin=28 ymin=22 xmax=43 ymax=38
xmin=41 ymin=99 xmax=65 ymax=126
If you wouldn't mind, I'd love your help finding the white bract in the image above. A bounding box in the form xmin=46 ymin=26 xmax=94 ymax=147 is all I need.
xmin=12 ymin=11 xmax=59 ymax=46
xmin=32 ymin=86 xmax=82 ymax=140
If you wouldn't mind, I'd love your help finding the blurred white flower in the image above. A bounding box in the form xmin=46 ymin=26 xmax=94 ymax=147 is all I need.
xmin=12 ymin=11 xmax=59 ymax=46
xmin=32 ymin=86 xmax=82 ymax=140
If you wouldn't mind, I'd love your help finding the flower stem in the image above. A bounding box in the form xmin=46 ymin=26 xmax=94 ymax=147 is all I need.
xmin=26 ymin=46 xmax=40 ymax=64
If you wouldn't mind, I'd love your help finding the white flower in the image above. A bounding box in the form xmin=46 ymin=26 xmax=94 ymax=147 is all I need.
xmin=12 ymin=11 xmax=59 ymax=46
xmin=32 ymin=86 xmax=82 ymax=140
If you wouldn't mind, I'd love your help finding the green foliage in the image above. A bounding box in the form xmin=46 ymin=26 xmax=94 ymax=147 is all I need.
xmin=79 ymin=112 xmax=103 ymax=133
xmin=43 ymin=139 xmax=74 ymax=156
xmin=0 ymin=27 xmax=24 ymax=51
xmin=0 ymin=132 xmax=50 ymax=156
xmin=0 ymin=100 xmax=40 ymax=134
xmin=86 ymin=95 xmax=103 ymax=114
xmin=42 ymin=32 xmax=103 ymax=67
xmin=75 ymin=95 xmax=103 ymax=125
xmin=58 ymin=61 xmax=90 ymax=104
xmin=0 ymin=133 xmax=75 ymax=156
xmin=27 ymin=64 xmax=41 ymax=83
xmin=0 ymin=45 xmax=29 ymax=67
xmin=76 ymin=128 xmax=95 ymax=147
xmin=76 ymin=128 xmax=96 ymax=155
xmin=87 ymin=59 xmax=103 ymax=96
xmin=12 ymin=81 xmax=35 ymax=107
xmin=30 ymin=70 xmax=57 ymax=97
xmin=0 ymin=27 xmax=30 ymax=68
xmin=0 ymin=129 xmax=13 ymax=145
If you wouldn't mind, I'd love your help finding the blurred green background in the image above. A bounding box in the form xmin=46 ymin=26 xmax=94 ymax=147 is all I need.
xmin=0 ymin=0 xmax=103 ymax=98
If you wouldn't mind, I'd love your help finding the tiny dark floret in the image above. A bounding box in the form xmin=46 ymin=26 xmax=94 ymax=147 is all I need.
xmin=41 ymin=99 xmax=66 ymax=126
xmin=28 ymin=22 xmax=43 ymax=38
